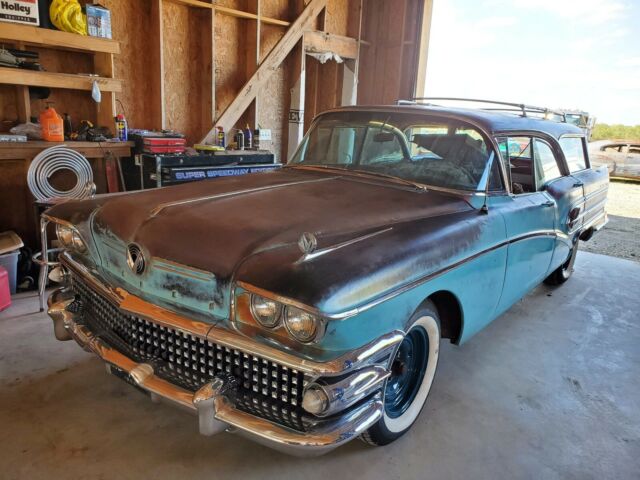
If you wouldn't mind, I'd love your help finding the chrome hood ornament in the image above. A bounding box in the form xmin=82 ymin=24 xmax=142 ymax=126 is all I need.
xmin=298 ymin=232 xmax=318 ymax=254
xmin=126 ymin=243 xmax=146 ymax=275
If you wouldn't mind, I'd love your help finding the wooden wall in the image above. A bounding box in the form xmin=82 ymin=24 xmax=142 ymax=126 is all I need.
xmin=0 ymin=1 xmax=430 ymax=161
xmin=358 ymin=0 xmax=427 ymax=105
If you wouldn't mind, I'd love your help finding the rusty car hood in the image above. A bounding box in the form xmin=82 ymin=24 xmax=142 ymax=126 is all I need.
xmin=93 ymin=168 xmax=471 ymax=271
xmin=47 ymin=167 xmax=479 ymax=316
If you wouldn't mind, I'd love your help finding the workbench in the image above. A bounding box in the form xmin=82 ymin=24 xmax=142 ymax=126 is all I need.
xmin=0 ymin=141 xmax=133 ymax=249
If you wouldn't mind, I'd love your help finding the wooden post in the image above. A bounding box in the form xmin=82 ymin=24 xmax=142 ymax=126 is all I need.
xmin=287 ymin=42 xmax=306 ymax=160
xmin=13 ymin=42 xmax=31 ymax=123
xmin=93 ymin=51 xmax=116 ymax=128
xmin=414 ymin=0 xmax=434 ymax=97
xmin=149 ymin=0 xmax=166 ymax=130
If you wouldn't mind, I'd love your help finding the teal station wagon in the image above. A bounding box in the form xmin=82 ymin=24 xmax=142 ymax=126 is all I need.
xmin=45 ymin=100 xmax=608 ymax=455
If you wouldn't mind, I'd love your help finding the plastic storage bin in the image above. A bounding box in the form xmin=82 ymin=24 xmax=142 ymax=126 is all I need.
xmin=0 ymin=250 xmax=19 ymax=294
xmin=0 ymin=266 xmax=10 ymax=311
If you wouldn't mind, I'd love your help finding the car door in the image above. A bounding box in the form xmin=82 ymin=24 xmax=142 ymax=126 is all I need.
xmin=560 ymin=136 xmax=609 ymax=233
xmin=494 ymin=136 xmax=557 ymax=314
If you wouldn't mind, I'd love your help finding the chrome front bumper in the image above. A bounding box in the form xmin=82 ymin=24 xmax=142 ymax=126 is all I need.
xmin=48 ymin=270 xmax=396 ymax=456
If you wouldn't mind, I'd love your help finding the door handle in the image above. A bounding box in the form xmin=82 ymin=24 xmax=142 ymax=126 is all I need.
xmin=572 ymin=181 xmax=583 ymax=188
xmin=542 ymin=200 xmax=554 ymax=207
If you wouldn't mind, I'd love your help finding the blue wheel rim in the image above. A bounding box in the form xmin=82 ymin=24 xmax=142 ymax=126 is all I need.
xmin=384 ymin=326 xmax=429 ymax=419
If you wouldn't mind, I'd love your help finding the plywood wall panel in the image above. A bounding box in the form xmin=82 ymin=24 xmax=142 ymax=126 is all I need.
xmin=325 ymin=0 xmax=349 ymax=35
xmin=162 ymin=1 xmax=213 ymax=143
xmin=100 ymin=0 xmax=163 ymax=130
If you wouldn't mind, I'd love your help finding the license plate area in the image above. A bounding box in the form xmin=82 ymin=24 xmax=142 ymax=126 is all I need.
xmin=107 ymin=364 xmax=149 ymax=396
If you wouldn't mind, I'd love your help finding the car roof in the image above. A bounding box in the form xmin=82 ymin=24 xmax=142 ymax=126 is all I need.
xmin=328 ymin=104 xmax=584 ymax=140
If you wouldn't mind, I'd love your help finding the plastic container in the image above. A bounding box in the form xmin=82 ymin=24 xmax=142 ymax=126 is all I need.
xmin=0 ymin=266 xmax=10 ymax=312
xmin=39 ymin=106 xmax=64 ymax=141
xmin=0 ymin=250 xmax=18 ymax=295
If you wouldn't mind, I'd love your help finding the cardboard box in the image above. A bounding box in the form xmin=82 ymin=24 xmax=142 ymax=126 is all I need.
xmin=0 ymin=0 xmax=39 ymax=25
xmin=86 ymin=4 xmax=111 ymax=39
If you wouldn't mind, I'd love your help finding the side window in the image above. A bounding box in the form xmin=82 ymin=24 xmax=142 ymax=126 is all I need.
xmin=534 ymin=139 xmax=562 ymax=189
xmin=559 ymin=137 xmax=588 ymax=172
xmin=497 ymin=136 xmax=534 ymax=194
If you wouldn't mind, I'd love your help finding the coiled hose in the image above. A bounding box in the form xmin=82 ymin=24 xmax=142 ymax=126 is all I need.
xmin=27 ymin=145 xmax=95 ymax=201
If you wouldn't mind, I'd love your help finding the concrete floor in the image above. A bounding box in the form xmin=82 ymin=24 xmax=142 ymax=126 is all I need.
xmin=1 ymin=251 xmax=639 ymax=480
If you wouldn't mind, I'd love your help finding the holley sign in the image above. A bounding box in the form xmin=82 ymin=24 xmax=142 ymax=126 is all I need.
xmin=0 ymin=0 xmax=40 ymax=25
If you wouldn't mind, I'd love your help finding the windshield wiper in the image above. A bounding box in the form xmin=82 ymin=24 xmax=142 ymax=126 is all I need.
xmin=346 ymin=169 xmax=428 ymax=192
xmin=290 ymin=164 xmax=427 ymax=191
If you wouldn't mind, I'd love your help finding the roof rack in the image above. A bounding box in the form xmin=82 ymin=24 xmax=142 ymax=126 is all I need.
xmin=397 ymin=97 xmax=567 ymax=121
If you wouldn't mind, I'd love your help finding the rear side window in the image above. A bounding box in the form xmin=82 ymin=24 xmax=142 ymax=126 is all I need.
xmin=560 ymin=137 xmax=587 ymax=172
xmin=534 ymin=139 xmax=562 ymax=187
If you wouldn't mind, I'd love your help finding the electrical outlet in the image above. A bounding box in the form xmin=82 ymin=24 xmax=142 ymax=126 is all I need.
xmin=259 ymin=129 xmax=272 ymax=141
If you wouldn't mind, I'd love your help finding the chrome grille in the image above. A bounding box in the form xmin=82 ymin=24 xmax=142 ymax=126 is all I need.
xmin=70 ymin=274 xmax=307 ymax=430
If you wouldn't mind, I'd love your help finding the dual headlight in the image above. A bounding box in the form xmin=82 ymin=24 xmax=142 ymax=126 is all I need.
xmin=55 ymin=223 xmax=86 ymax=253
xmin=249 ymin=294 xmax=324 ymax=343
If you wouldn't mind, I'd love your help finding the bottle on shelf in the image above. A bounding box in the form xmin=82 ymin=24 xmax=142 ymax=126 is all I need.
xmin=235 ymin=129 xmax=245 ymax=150
xmin=115 ymin=114 xmax=128 ymax=141
xmin=243 ymin=124 xmax=253 ymax=150
xmin=40 ymin=105 xmax=64 ymax=142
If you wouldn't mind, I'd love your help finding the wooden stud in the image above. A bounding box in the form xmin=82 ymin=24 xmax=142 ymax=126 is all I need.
xmin=94 ymin=52 xmax=116 ymax=128
xmin=149 ymin=0 xmax=166 ymax=130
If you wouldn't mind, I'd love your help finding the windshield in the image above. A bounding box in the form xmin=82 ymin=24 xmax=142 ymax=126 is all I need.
xmin=289 ymin=111 xmax=500 ymax=191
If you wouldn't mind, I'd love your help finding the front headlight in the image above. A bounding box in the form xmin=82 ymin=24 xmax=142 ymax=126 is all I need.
xmin=284 ymin=306 xmax=322 ymax=343
xmin=55 ymin=223 xmax=86 ymax=253
xmin=249 ymin=294 xmax=282 ymax=328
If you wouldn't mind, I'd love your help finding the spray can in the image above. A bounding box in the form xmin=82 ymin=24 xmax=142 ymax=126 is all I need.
xmin=115 ymin=114 xmax=128 ymax=141
xmin=243 ymin=124 xmax=252 ymax=150
xmin=235 ymin=130 xmax=244 ymax=150
xmin=216 ymin=126 xmax=225 ymax=147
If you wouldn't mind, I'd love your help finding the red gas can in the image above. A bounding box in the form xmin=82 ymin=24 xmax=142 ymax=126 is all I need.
xmin=0 ymin=266 xmax=10 ymax=312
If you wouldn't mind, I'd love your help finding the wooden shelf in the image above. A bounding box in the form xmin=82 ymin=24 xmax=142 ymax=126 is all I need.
xmin=0 ymin=67 xmax=122 ymax=92
xmin=0 ymin=23 xmax=120 ymax=54
xmin=0 ymin=141 xmax=134 ymax=160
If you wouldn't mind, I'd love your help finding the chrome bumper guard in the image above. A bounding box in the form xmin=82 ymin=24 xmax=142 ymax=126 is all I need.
xmin=48 ymin=286 xmax=388 ymax=456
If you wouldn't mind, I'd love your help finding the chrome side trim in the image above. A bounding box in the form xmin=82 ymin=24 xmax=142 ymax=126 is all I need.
xmin=309 ymin=365 xmax=390 ymax=417
xmin=568 ymin=196 xmax=608 ymax=234
xmin=298 ymin=227 xmax=394 ymax=263
xmin=59 ymin=252 xmax=402 ymax=376
xmin=47 ymin=289 xmax=383 ymax=456
xmin=149 ymin=177 xmax=337 ymax=217
xmin=241 ymin=229 xmax=558 ymax=320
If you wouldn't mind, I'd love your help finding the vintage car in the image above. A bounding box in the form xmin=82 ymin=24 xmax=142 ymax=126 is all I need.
xmin=589 ymin=139 xmax=640 ymax=180
xmin=45 ymin=103 xmax=608 ymax=456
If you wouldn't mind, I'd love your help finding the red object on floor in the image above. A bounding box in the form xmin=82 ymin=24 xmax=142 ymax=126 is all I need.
xmin=0 ymin=266 xmax=10 ymax=312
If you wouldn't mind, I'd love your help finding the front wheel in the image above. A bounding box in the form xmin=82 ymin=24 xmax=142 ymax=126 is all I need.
xmin=544 ymin=242 xmax=578 ymax=286
xmin=361 ymin=302 xmax=440 ymax=446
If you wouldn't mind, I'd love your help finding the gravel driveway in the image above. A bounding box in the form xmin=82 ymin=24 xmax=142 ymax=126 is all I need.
xmin=580 ymin=180 xmax=640 ymax=262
